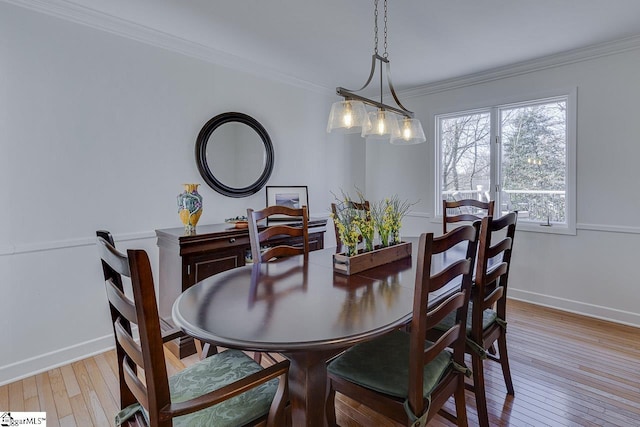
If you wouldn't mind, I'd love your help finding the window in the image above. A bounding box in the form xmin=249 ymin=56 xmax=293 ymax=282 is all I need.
xmin=436 ymin=92 xmax=576 ymax=234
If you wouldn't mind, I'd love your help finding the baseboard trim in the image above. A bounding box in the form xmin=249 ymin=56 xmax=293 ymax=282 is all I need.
xmin=509 ymin=288 xmax=640 ymax=328
xmin=0 ymin=334 xmax=115 ymax=386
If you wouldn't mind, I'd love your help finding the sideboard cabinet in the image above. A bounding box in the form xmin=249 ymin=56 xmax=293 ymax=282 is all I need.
xmin=156 ymin=218 xmax=327 ymax=357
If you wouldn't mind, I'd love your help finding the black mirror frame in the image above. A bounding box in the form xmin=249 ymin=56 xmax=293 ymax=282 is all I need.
xmin=195 ymin=112 xmax=274 ymax=198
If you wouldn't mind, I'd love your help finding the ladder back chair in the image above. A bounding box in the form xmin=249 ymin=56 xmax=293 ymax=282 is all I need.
xmin=325 ymin=224 xmax=480 ymax=427
xmin=247 ymin=205 xmax=309 ymax=263
xmin=443 ymin=199 xmax=495 ymax=234
xmin=96 ymin=236 xmax=290 ymax=427
xmin=330 ymin=200 xmax=370 ymax=253
xmin=468 ymin=212 xmax=517 ymax=427
xmin=431 ymin=212 xmax=517 ymax=427
xmin=96 ymin=230 xmax=185 ymax=409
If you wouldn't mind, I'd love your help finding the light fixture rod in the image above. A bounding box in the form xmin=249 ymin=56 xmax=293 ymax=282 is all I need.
xmin=336 ymin=87 xmax=414 ymax=118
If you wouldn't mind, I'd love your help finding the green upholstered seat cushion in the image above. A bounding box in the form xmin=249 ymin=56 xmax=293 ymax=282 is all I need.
xmin=168 ymin=349 xmax=279 ymax=427
xmin=433 ymin=303 xmax=497 ymax=335
xmin=327 ymin=330 xmax=453 ymax=399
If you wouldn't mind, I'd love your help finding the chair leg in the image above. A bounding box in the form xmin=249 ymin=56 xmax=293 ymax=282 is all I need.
xmin=487 ymin=344 xmax=497 ymax=355
xmin=497 ymin=334 xmax=515 ymax=395
xmin=471 ymin=354 xmax=490 ymax=427
xmin=454 ymin=374 xmax=468 ymax=427
xmin=325 ymin=381 xmax=338 ymax=427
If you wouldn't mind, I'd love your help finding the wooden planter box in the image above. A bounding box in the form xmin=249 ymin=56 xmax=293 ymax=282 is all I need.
xmin=333 ymin=241 xmax=412 ymax=275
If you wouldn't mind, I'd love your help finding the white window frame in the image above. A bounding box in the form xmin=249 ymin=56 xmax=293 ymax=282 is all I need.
xmin=434 ymin=88 xmax=576 ymax=235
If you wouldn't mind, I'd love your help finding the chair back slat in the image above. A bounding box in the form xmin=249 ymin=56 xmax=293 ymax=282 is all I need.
xmin=97 ymin=235 xmax=130 ymax=278
xmin=258 ymin=224 xmax=304 ymax=241
xmin=248 ymin=205 xmax=309 ymax=263
xmin=482 ymin=286 xmax=504 ymax=310
xmin=105 ymin=281 xmax=137 ymax=324
xmin=425 ymin=291 xmax=466 ymax=330
xmin=487 ymin=237 xmax=512 ymax=259
xmin=260 ymin=246 xmax=303 ymax=261
xmin=115 ymin=318 xmax=144 ymax=368
xmin=443 ymin=199 xmax=494 ymax=234
xmin=428 ymin=259 xmax=472 ymax=292
xmin=423 ymin=324 xmax=461 ymax=365
xmin=122 ymin=357 xmax=150 ymax=409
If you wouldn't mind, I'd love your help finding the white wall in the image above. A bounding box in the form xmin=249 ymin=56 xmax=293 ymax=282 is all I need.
xmin=367 ymin=46 xmax=640 ymax=328
xmin=0 ymin=3 xmax=356 ymax=384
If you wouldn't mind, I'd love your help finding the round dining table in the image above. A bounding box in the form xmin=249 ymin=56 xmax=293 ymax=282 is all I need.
xmin=172 ymin=236 xmax=467 ymax=427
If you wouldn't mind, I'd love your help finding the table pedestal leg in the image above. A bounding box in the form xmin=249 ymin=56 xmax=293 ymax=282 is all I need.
xmin=282 ymin=349 xmax=342 ymax=427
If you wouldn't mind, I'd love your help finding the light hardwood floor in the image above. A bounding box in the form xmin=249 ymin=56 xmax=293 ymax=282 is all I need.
xmin=2 ymin=300 xmax=639 ymax=426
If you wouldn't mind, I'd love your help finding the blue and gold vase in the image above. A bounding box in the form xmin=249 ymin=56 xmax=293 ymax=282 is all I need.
xmin=177 ymin=183 xmax=203 ymax=232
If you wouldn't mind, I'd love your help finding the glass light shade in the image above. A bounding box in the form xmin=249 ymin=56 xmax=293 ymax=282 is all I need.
xmin=391 ymin=117 xmax=427 ymax=145
xmin=361 ymin=109 xmax=401 ymax=140
xmin=326 ymin=100 xmax=368 ymax=134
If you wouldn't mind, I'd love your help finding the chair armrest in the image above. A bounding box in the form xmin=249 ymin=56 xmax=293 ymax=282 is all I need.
xmin=160 ymin=318 xmax=185 ymax=343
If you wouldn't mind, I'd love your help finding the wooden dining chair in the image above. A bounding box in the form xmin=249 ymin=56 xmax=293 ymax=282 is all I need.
xmin=325 ymin=224 xmax=480 ymax=427
xmin=96 ymin=230 xmax=188 ymax=409
xmin=432 ymin=212 xmax=517 ymax=427
xmin=443 ymin=199 xmax=495 ymax=234
xmin=247 ymin=205 xmax=309 ymax=263
xmin=330 ymin=200 xmax=370 ymax=252
xmin=96 ymin=236 xmax=290 ymax=427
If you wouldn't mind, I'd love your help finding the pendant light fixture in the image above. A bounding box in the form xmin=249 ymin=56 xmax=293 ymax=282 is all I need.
xmin=326 ymin=0 xmax=426 ymax=145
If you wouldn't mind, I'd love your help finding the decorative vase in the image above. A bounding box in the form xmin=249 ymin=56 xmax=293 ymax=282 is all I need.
xmin=177 ymin=184 xmax=203 ymax=232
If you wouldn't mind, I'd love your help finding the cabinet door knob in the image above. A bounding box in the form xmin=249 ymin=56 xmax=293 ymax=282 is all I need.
xmin=229 ymin=238 xmax=236 ymax=243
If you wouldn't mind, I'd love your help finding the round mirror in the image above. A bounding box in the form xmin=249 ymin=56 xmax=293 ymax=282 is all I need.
xmin=195 ymin=112 xmax=274 ymax=198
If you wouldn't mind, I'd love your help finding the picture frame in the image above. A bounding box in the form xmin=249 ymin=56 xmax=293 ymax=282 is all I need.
xmin=266 ymin=186 xmax=309 ymax=220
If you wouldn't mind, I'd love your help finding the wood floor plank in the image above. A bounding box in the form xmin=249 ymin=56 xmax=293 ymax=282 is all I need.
xmin=22 ymin=376 xmax=40 ymax=411
xmin=69 ymin=394 xmax=94 ymax=427
xmin=35 ymin=372 xmax=61 ymax=427
xmin=8 ymin=381 xmax=24 ymax=411
xmin=59 ymin=414 xmax=77 ymax=427
xmin=60 ymin=364 xmax=81 ymax=398
xmin=72 ymin=360 xmax=110 ymax=427
xmin=48 ymin=368 xmax=73 ymax=418
xmin=93 ymin=352 xmax=119 ymax=405
xmin=82 ymin=358 xmax=119 ymax=426
xmin=0 ymin=384 xmax=8 ymax=409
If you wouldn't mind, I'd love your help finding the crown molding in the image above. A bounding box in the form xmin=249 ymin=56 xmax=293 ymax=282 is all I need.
xmin=402 ymin=35 xmax=640 ymax=98
xmin=2 ymin=0 xmax=332 ymax=95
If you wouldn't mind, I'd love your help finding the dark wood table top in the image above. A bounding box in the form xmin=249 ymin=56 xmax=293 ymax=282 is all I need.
xmin=172 ymin=236 xmax=468 ymax=353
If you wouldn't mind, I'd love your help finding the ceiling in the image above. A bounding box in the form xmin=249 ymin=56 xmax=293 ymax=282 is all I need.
xmin=26 ymin=0 xmax=640 ymax=92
